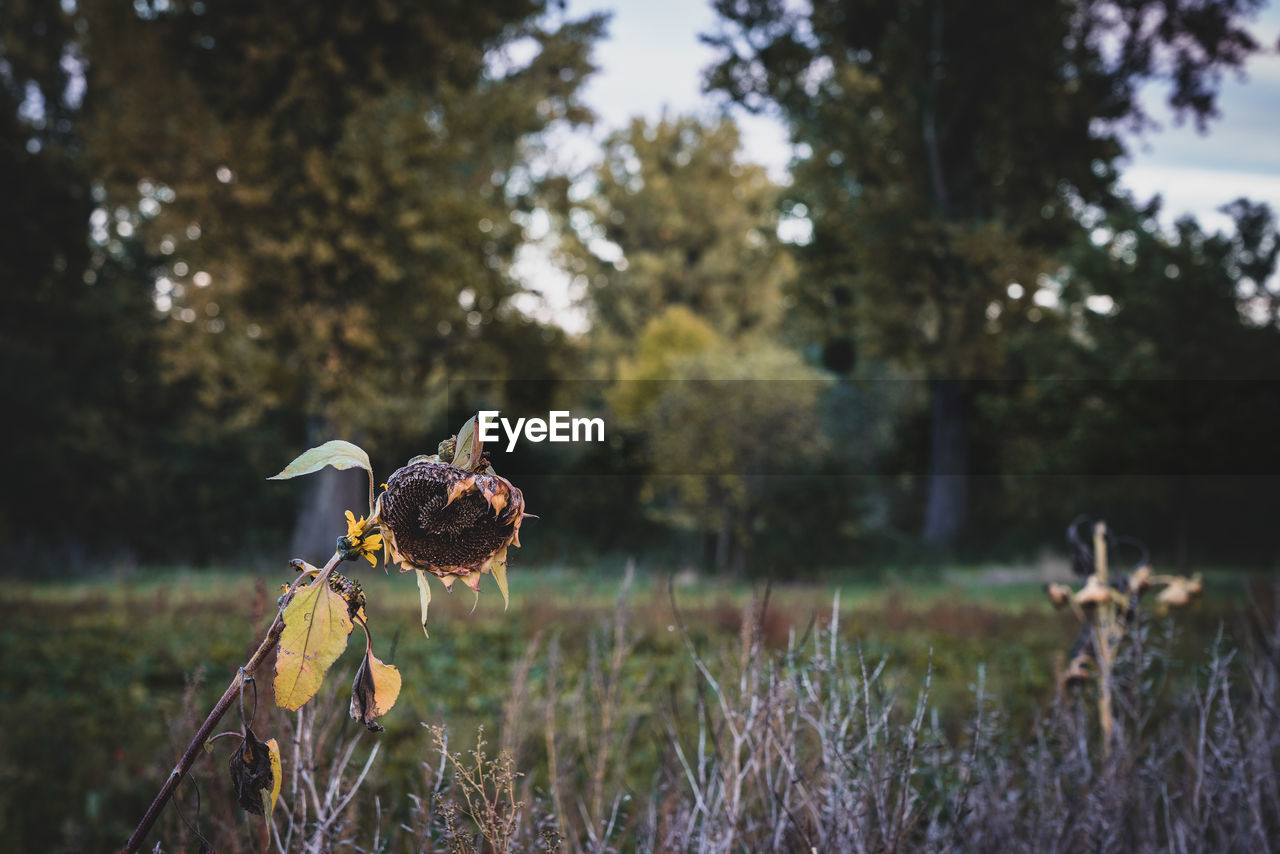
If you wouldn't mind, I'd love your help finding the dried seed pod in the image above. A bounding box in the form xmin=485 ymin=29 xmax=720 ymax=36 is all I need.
xmin=1156 ymin=574 xmax=1203 ymax=608
xmin=1185 ymin=573 xmax=1204 ymax=598
xmin=377 ymin=459 xmax=528 ymax=596
xmin=1127 ymin=564 xmax=1153 ymax=595
xmin=1074 ymin=574 xmax=1111 ymax=607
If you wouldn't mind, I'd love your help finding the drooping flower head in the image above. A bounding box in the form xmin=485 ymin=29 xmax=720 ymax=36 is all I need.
xmin=374 ymin=415 xmax=530 ymax=632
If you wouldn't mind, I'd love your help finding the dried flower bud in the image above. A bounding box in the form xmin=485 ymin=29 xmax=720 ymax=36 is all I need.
xmin=1127 ymin=564 xmax=1153 ymax=595
xmin=1074 ymin=574 xmax=1111 ymax=607
xmin=1156 ymin=574 xmax=1203 ymax=608
xmin=1045 ymin=582 xmax=1074 ymax=609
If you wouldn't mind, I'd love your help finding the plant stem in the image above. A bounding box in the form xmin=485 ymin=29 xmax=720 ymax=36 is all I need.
xmin=123 ymin=551 xmax=342 ymax=854
xmin=1092 ymin=521 xmax=1115 ymax=758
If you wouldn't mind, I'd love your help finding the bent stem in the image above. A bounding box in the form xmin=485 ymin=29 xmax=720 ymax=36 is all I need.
xmin=122 ymin=550 xmax=343 ymax=854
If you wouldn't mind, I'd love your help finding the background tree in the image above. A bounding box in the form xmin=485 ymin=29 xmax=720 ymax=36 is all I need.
xmin=0 ymin=1 xmax=193 ymax=563
xmin=704 ymin=0 xmax=1265 ymax=549
xmin=985 ymin=195 xmax=1280 ymax=562
xmin=73 ymin=0 xmax=605 ymax=557
xmin=553 ymin=115 xmax=837 ymax=572
xmin=556 ymin=114 xmax=794 ymax=365
xmin=608 ymin=307 xmax=829 ymax=573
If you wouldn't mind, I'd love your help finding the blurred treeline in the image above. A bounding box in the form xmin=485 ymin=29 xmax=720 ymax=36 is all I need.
xmin=3 ymin=0 xmax=1279 ymax=575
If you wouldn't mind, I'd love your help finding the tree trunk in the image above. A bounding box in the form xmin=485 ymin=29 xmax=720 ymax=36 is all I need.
xmin=289 ymin=418 xmax=368 ymax=563
xmin=921 ymin=380 xmax=970 ymax=549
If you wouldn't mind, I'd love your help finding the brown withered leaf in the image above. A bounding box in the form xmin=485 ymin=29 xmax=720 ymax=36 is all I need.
xmin=228 ymin=727 xmax=277 ymax=815
xmin=350 ymin=647 xmax=402 ymax=732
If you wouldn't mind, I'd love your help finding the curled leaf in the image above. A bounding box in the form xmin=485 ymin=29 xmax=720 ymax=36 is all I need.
xmin=269 ymin=440 xmax=371 ymax=480
xmin=350 ymin=648 xmax=402 ymax=732
xmin=274 ymin=576 xmax=354 ymax=711
xmin=228 ymin=727 xmax=276 ymax=815
xmin=450 ymin=414 xmax=484 ymax=471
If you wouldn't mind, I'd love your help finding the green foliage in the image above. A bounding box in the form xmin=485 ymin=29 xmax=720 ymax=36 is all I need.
xmin=704 ymin=0 xmax=1269 ymax=546
xmin=609 ymin=309 xmax=831 ymax=572
xmin=1 ymin=1 xmax=603 ymax=564
xmin=78 ymin=0 xmax=604 ymax=441
xmin=557 ymin=115 xmax=794 ymax=361
xmin=972 ymin=196 xmax=1280 ymax=556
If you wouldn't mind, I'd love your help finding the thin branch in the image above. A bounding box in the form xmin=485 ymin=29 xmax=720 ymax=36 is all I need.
xmin=122 ymin=549 xmax=344 ymax=854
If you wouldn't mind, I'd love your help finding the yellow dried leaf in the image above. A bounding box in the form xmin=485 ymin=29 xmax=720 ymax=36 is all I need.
xmin=274 ymin=577 xmax=354 ymax=711
xmin=350 ymin=649 xmax=402 ymax=731
xmin=264 ymin=738 xmax=282 ymax=816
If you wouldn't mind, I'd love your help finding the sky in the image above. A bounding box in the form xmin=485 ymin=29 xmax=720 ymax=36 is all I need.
xmin=563 ymin=0 xmax=1280 ymax=229
xmin=516 ymin=0 xmax=1280 ymax=329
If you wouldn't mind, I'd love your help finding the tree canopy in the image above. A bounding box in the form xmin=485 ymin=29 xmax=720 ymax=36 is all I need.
xmin=704 ymin=0 xmax=1268 ymax=547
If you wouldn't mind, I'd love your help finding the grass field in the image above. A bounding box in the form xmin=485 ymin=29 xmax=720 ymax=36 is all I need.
xmin=1 ymin=563 xmax=1273 ymax=851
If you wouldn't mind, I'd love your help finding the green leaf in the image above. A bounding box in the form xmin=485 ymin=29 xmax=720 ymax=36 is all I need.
xmin=269 ymin=440 xmax=371 ymax=480
xmin=269 ymin=440 xmax=375 ymax=515
xmin=273 ymin=576 xmax=354 ymax=711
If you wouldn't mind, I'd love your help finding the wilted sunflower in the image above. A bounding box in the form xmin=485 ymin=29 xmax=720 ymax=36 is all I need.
xmin=373 ymin=420 xmax=531 ymax=632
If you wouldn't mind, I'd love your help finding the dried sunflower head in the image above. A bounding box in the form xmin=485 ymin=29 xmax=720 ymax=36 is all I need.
xmin=374 ymin=416 xmax=531 ymax=632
